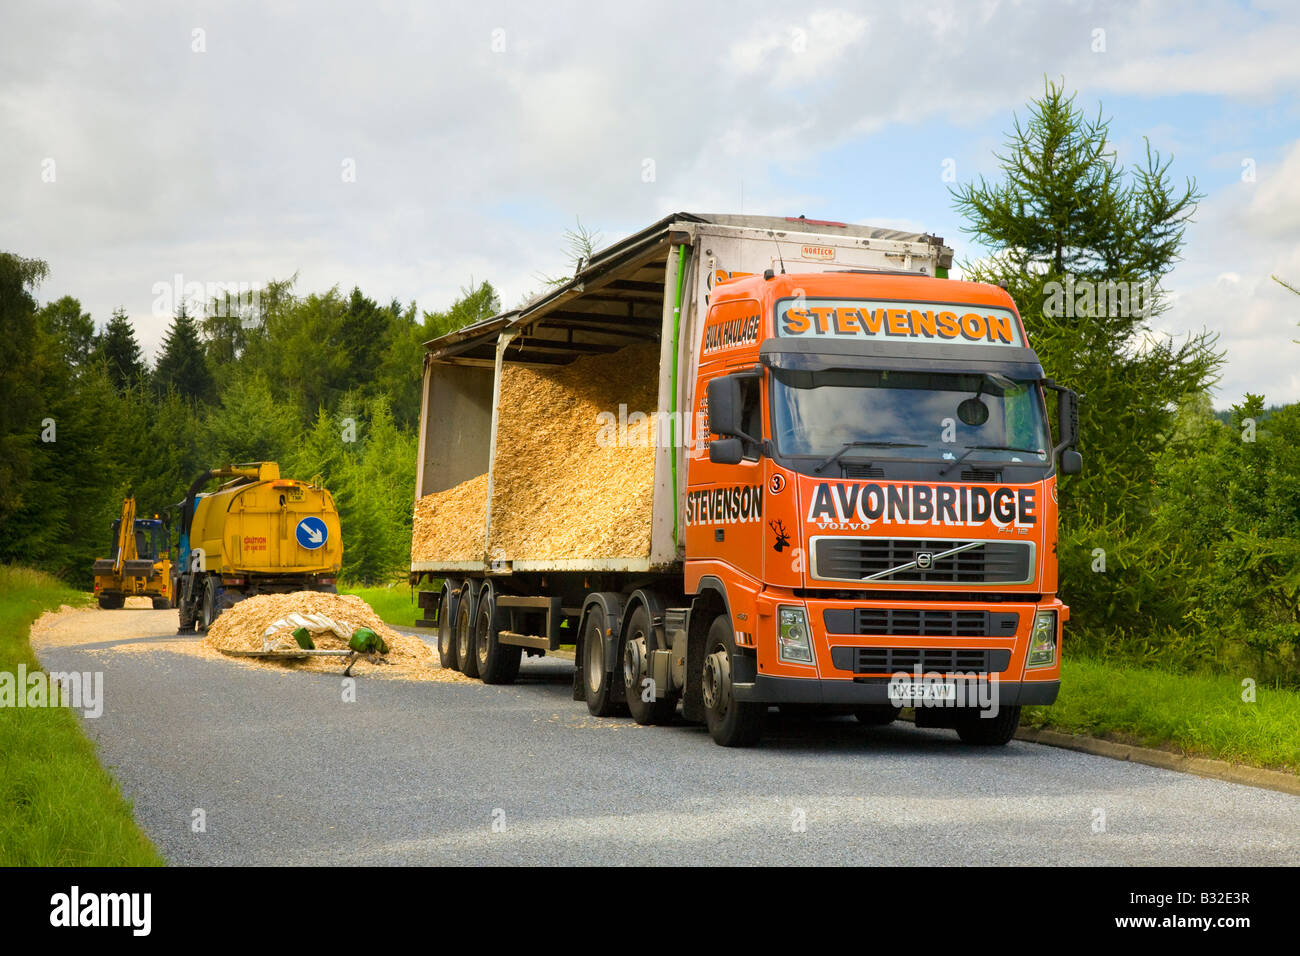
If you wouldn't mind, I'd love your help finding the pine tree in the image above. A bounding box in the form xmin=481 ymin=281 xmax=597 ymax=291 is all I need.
xmin=950 ymin=79 xmax=1222 ymax=522
xmin=97 ymin=308 xmax=148 ymax=391
xmin=153 ymin=300 xmax=215 ymax=403
xmin=37 ymin=296 xmax=96 ymax=367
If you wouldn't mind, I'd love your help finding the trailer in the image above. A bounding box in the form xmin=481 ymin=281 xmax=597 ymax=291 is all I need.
xmin=410 ymin=212 xmax=1079 ymax=746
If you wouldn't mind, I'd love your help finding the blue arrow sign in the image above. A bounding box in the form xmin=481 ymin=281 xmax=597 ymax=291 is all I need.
xmin=296 ymin=516 xmax=328 ymax=550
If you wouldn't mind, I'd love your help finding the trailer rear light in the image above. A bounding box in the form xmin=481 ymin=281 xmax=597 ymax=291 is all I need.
xmin=221 ymin=576 xmax=245 ymax=586
xmin=777 ymin=606 xmax=814 ymax=665
xmin=1027 ymin=610 xmax=1057 ymax=667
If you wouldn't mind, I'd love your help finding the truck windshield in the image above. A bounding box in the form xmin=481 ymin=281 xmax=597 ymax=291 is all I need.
xmin=770 ymin=367 xmax=1050 ymax=468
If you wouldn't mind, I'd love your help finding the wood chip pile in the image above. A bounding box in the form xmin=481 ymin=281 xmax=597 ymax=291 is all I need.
xmin=411 ymin=472 xmax=489 ymax=562
xmin=204 ymin=592 xmax=447 ymax=680
xmin=489 ymin=344 xmax=658 ymax=561
xmin=410 ymin=343 xmax=660 ymax=565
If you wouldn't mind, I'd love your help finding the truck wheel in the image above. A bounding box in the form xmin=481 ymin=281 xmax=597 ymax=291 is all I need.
xmin=582 ymin=605 xmax=626 ymax=718
xmin=854 ymin=705 xmax=901 ymax=726
xmin=955 ymin=704 xmax=1021 ymax=746
xmin=702 ymin=615 xmax=763 ymax=747
xmin=151 ymin=596 xmax=171 ymax=610
xmin=199 ymin=577 xmax=218 ymax=631
xmin=455 ymin=586 xmax=481 ymax=679
xmin=437 ymin=583 xmax=459 ymax=670
xmin=475 ymin=591 xmax=521 ymax=685
xmin=623 ymin=605 xmax=677 ymax=725
xmin=98 ymin=594 xmax=124 ymax=610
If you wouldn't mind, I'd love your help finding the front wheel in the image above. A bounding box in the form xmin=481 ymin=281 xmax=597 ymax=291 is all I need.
xmin=954 ymin=704 xmax=1021 ymax=746
xmin=151 ymin=596 xmax=170 ymax=610
xmin=702 ymin=615 xmax=763 ymax=747
xmin=199 ymin=577 xmax=219 ymax=631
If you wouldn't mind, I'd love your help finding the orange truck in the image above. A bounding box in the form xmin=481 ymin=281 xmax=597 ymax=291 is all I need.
xmin=412 ymin=213 xmax=1080 ymax=746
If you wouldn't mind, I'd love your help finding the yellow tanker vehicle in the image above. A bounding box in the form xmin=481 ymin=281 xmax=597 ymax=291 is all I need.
xmin=174 ymin=462 xmax=343 ymax=631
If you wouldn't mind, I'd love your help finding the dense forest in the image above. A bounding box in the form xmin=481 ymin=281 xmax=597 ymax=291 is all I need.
xmin=2 ymin=82 xmax=1296 ymax=686
xmin=0 ymin=259 xmax=499 ymax=587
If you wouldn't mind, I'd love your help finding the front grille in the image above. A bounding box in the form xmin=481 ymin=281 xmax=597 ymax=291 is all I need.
xmin=830 ymin=646 xmax=1013 ymax=675
xmin=812 ymin=537 xmax=1033 ymax=584
xmin=823 ymin=608 xmax=1019 ymax=637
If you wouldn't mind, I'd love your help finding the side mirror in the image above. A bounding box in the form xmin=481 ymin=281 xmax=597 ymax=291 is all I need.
xmin=1060 ymin=449 xmax=1082 ymax=475
xmin=1057 ymin=388 xmax=1079 ymax=448
xmin=706 ymin=375 xmax=743 ymax=438
xmin=709 ymin=438 xmax=744 ymax=465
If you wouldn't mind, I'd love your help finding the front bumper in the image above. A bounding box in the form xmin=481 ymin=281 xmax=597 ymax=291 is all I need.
xmin=733 ymin=673 xmax=1060 ymax=706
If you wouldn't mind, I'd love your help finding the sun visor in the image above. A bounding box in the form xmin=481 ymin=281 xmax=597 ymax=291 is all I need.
xmin=759 ymin=339 xmax=1046 ymax=380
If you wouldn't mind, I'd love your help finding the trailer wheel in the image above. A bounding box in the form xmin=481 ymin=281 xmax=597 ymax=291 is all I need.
xmin=437 ymin=583 xmax=460 ymax=670
xmin=475 ymin=591 xmax=521 ymax=685
xmin=623 ymin=605 xmax=677 ymax=725
xmin=199 ymin=577 xmax=219 ymax=631
xmin=702 ymin=615 xmax=763 ymax=747
xmin=456 ymin=586 xmax=481 ymax=679
xmin=582 ymin=605 xmax=626 ymax=717
xmin=854 ymin=705 xmax=901 ymax=726
xmin=954 ymin=704 xmax=1021 ymax=746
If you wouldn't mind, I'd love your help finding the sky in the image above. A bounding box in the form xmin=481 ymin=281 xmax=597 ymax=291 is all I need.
xmin=3 ymin=0 xmax=1298 ymax=406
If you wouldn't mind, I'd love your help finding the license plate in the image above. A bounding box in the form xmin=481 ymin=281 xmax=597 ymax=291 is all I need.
xmin=888 ymin=680 xmax=956 ymax=703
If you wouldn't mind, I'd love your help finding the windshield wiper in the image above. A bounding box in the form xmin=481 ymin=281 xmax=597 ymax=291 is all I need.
xmin=938 ymin=444 xmax=1044 ymax=476
xmin=814 ymin=440 xmax=925 ymax=473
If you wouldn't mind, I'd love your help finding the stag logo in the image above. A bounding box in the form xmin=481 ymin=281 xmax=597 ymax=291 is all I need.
xmin=770 ymin=520 xmax=791 ymax=553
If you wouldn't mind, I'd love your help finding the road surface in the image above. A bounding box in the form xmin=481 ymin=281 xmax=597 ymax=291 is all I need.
xmin=31 ymin=606 xmax=1300 ymax=865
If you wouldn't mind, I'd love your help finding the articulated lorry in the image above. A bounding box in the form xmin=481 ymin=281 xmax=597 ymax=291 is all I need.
xmin=175 ymin=462 xmax=343 ymax=631
xmin=411 ymin=213 xmax=1080 ymax=746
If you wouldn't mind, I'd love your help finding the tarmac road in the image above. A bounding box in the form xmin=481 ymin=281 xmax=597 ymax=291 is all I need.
xmin=31 ymin=606 xmax=1300 ymax=866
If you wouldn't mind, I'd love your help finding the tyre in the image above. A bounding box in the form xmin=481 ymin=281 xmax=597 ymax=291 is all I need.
xmin=177 ymin=579 xmax=197 ymax=633
xmin=955 ymin=704 xmax=1021 ymax=746
xmin=437 ymin=583 xmax=459 ymax=670
xmin=97 ymin=594 xmax=124 ymax=610
xmin=854 ymin=705 xmax=901 ymax=726
xmin=475 ymin=589 xmax=522 ymax=685
xmin=151 ymin=596 xmax=170 ymax=610
xmin=455 ymin=585 xmax=480 ymax=679
xmin=702 ymin=614 xmax=763 ymax=747
xmin=582 ymin=603 xmax=625 ymax=717
xmin=199 ymin=576 xmax=218 ymax=631
xmin=623 ymin=605 xmax=677 ymax=725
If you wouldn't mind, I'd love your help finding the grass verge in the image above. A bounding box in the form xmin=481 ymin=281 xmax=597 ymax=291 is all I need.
xmin=0 ymin=565 xmax=164 ymax=865
xmin=342 ymin=582 xmax=432 ymax=628
xmin=1024 ymin=656 xmax=1300 ymax=773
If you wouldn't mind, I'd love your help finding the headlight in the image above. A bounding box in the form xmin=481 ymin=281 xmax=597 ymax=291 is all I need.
xmin=777 ymin=606 xmax=814 ymax=664
xmin=1027 ymin=610 xmax=1058 ymax=667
